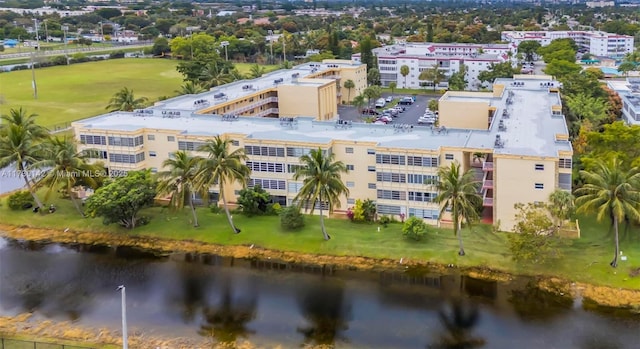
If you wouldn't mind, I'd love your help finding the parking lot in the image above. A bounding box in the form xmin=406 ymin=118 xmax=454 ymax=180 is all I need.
xmin=338 ymin=94 xmax=439 ymax=126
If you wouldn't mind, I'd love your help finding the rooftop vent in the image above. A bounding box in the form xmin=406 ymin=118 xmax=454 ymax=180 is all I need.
xmin=494 ymin=134 xmax=505 ymax=148
xmin=498 ymin=120 xmax=506 ymax=131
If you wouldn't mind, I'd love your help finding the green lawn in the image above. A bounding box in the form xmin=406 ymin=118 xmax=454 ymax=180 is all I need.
xmin=0 ymin=59 xmax=279 ymax=128
xmin=1 ymin=192 xmax=639 ymax=290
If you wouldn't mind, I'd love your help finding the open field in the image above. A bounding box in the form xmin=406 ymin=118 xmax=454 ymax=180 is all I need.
xmin=1 ymin=190 xmax=639 ymax=290
xmin=0 ymin=59 xmax=278 ymax=128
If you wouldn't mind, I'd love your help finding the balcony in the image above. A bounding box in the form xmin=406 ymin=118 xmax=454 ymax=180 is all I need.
xmin=482 ymin=162 xmax=493 ymax=171
xmin=255 ymin=108 xmax=279 ymax=117
xmin=482 ymin=179 xmax=493 ymax=190
xmin=232 ymin=97 xmax=278 ymax=115
xmin=483 ymin=197 xmax=493 ymax=207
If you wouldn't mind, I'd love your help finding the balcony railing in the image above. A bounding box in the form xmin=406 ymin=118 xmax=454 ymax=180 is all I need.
xmin=483 ymin=197 xmax=493 ymax=207
xmin=482 ymin=162 xmax=493 ymax=171
xmin=255 ymin=108 xmax=279 ymax=117
xmin=231 ymin=97 xmax=278 ymax=115
xmin=482 ymin=179 xmax=493 ymax=190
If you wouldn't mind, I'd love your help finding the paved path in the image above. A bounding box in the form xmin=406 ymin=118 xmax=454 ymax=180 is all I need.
xmin=0 ymin=42 xmax=152 ymax=61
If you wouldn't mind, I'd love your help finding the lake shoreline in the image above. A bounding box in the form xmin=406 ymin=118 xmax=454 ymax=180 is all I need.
xmin=1 ymin=223 xmax=639 ymax=311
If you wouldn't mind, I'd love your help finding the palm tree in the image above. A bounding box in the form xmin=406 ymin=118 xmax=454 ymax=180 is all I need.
xmin=352 ymin=94 xmax=366 ymax=115
xmin=343 ymin=79 xmax=355 ymax=102
xmin=0 ymin=108 xmax=48 ymax=211
xmin=200 ymin=62 xmax=233 ymax=88
xmin=400 ymin=64 xmax=410 ymax=88
xmin=175 ymin=81 xmax=206 ymax=95
xmin=33 ymin=137 xmax=101 ymax=216
xmin=293 ymin=148 xmax=349 ymax=240
xmin=548 ymin=189 xmax=575 ymax=229
xmin=419 ymin=64 xmax=446 ymax=91
xmin=389 ymin=81 xmax=397 ymax=95
xmin=363 ymin=86 xmax=382 ymax=107
xmin=429 ymin=299 xmax=485 ymax=349
xmin=196 ymin=137 xmax=250 ymax=233
xmin=105 ymin=87 xmax=148 ymax=112
xmin=157 ymin=151 xmax=203 ymax=227
xmin=575 ymin=158 xmax=640 ymax=267
xmin=435 ymin=162 xmax=481 ymax=256
xmin=248 ymin=64 xmax=266 ymax=79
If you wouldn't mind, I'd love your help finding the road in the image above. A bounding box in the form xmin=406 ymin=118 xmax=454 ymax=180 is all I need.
xmin=338 ymin=93 xmax=439 ymax=126
xmin=0 ymin=42 xmax=152 ymax=61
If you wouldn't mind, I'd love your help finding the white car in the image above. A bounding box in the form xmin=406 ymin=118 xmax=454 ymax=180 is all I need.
xmin=385 ymin=96 xmax=393 ymax=102
xmin=418 ymin=116 xmax=436 ymax=125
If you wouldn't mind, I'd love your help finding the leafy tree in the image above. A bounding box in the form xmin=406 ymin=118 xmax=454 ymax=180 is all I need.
xmin=429 ymin=99 xmax=439 ymax=112
xmin=280 ymin=205 xmax=305 ymax=231
xmin=575 ymin=158 xmax=640 ymax=268
xmin=151 ymin=37 xmax=170 ymax=56
xmin=388 ymin=82 xmax=397 ymax=95
xmin=196 ymin=137 xmax=250 ymax=234
xmin=343 ymin=79 xmax=355 ymax=102
xmin=543 ymin=60 xmax=582 ymax=80
xmin=34 ymin=136 xmax=101 ymax=216
xmin=617 ymin=61 xmax=636 ymax=77
xmin=559 ymin=71 xmax=605 ymax=99
xmin=85 ymin=171 xmax=156 ymax=229
xmin=400 ymin=65 xmax=410 ymax=88
xmin=517 ymin=40 xmax=541 ymax=62
xmin=402 ymin=216 xmax=428 ymax=241
xmin=293 ymin=148 xmax=349 ymax=240
xmin=565 ymin=93 xmax=607 ymax=124
xmin=537 ymin=38 xmax=577 ymax=58
xmin=363 ymin=86 xmax=382 ymax=107
xmin=542 ymin=49 xmax=576 ymax=64
xmin=156 ymin=151 xmax=203 ymax=227
xmin=583 ymin=67 xmax=605 ymax=80
xmin=367 ymin=68 xmax=380 ymax=86
xmin=477 ymin=62 xmax=518 ymax=84
xmin=507 ymin=203 xmax=564 ymax=264
xmin=581 ymin=122 xmax=640 ymax=170
xmin=0 ymin=107 xmax=48 ymax=211
xmin=200 ymin=61 xmax=234 ymax=88
xmin=237 ymin=184 xmax=271 ymax=216
xmin=419 ymin=64 xmax=446 ymax=91
xmin=175 ymin=81 xmax=206 ymax=95
xmin=351 ymin=94 xmax=366 ymax=115
xmin=359 ymin=37 xmax=374 ymax=71
xmin=447 ymin=64 xmax=468 ymax=91
xmin=548 ymin=189 xmax=575 ymax=229
xmin=603 ymin=86 xmax=623 ymax=123
xmin=105 ymin=87 xmax=148 ymax=112
xmin=435 ymin=162 xmax=481 ymax=256
xmin=350 ymin=198 xmax=376 ymax=222
xmin=169 ymin=33 xmax=217 ymax=59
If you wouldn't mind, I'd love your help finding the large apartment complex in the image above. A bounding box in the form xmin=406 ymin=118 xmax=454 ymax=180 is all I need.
xmin=351 ymin=42 xmax=517 ymax=90
xmin=607 ymin=78 xmax=640 ymax=125
xmin=72 ymin=62 xmax=572 ymax=231
xmin=501 ymin=30 xmax=634 ymax=58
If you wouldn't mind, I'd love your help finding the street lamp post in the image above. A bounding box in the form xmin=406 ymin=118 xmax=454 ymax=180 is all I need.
xmin=31 ymin=19 xmax=39 ymax=99
xmin=267 ymin=30 xmax=274 ymax=64
xmin=62 ymin=25 xmax=69 ymax=65
xmin=99 ymin=22 xmax=105 ymax=42
xmin=44 ymin=19 xmax=48 ymax=43
xmin=116 ymin=285 xmax=128 ymax=349
xmin=282 ymin=35 xmax=286 ymax=63
xmin=221 ymin=41 xmax=229 ymax=61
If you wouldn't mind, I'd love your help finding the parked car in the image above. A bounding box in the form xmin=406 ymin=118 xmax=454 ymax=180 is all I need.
xmin=385 ymin=96 xmax=393 ymax=102
xmin=392 ymin=106 xmax=405 ymax=113
xmin=417 ymin=116 xmax=436 ymax=125
xmin=398 ymin=97 xmax=414 ymax=105
xmin=377 ymin=115 xmax=393 ymax=123
xmin=375 ymin=98 xmax=386 ymax=108
xmin=362 ymin=108 xmax=379 ymax=115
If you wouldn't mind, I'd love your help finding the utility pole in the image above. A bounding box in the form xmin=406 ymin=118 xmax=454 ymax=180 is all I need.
xmin=221 ymin=41 xmax=229 ymax=61
xmin=31 ymin=18 xmax=39 ymax=99
xmin=283 ymin=36 xmax=286 ymax=63
xmin=117 ymin=286 xmax=128 ymax=349
xmin=44 ymin=20 xmax=48 ymax=43
xmin=62 ymin=25 xmax=69 ymax=65
xmin=268 ymin=30 xmax=274 ymax=64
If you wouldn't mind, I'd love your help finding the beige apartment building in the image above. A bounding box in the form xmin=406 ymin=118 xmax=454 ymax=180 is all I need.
xmin=72 ymin=62 xmax=572 ymax=232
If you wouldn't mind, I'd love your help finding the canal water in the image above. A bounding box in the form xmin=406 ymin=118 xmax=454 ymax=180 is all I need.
xmin=0 ymin=238 xmax=638 ymax=348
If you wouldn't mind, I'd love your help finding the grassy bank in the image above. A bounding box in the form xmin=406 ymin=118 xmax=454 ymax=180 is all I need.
xmin=1 ymin=192 xmax=639 ymax=292
xmin=0 ymin=59 xmax=278 ymax=128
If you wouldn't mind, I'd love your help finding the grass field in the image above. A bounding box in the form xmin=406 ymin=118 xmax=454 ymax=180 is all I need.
xmin=0 ymin=59 xmax=278 ymax=128
xmin=1 ymin=191 xmax=639 ymax=290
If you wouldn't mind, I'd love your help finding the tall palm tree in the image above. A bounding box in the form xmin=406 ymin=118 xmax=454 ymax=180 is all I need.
xmin=157 ymin=151 xmax=203 ymax=227
xmin=0 ymin=108 xmax=48 ymax=211
xmin=196 ymin=137 xmax=250 ymax=233
xmin=33 ymin=137 xmax=101 ymax=216
xmin=429 ymin=299 xmax=485 ymax=349
xmin=343 ymin=79 xmax=355 ymax=102
xmin=175 ymin=81 xmax=207 ymax=95
xmin=435 ymin=162 xmax=481 ymax=256
xmin=200 ymin=62 xmax=233 ymax=88
xmin=248 ymin=64 xmax=266 ymax=79
xmin=400 ymin=64 xmax=410 ymax=88
xmin=293 ymin=148 xmax=349 ymax=240
xmin=105 ymin=87 xmax=148 ymax=112
xmin=575 ymin=158 xmax=640 ymax=267
xmin=419 ymin=64 xmax=446 ymax=91
xmin=352 ymin=94 xmax=366 ymax=115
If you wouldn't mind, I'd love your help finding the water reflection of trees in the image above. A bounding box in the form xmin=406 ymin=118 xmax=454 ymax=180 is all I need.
xmin=296 ymin=280 xmax=352 ymax=347
xmin=198 ymin=279 xmax=258 ymax=345
xmin=428 ymin=298 xmax=485 ymax=349
xmin=508 ymin=281 xmax=573 ymax=322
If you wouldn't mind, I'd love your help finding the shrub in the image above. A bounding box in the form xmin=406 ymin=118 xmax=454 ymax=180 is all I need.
xmin=280 ymin=205 xmax=304 ymax=231
xmin=7 ymin=191 xmax=34 ymax=210
xmin=402 ymin=216 xmax=428 ymax=241
xmin=109 ymin=51 xmax=126 ymax=59
xmin=237 ymin=184 xmax=270 ymax=216
xmin=378 ymin=215 xmax=392 ymax=227
xmin=267 ymin=202 xmax=282 ymax=215
xmin=209 ymin=203 xmax=222 ymax=214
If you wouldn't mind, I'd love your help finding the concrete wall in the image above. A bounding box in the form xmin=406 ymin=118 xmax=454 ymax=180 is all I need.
xmin=439 ymin=99 xmax=490 ymax=130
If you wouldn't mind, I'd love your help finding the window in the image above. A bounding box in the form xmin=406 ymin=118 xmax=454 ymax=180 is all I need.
xmin=376 ymin=154 xmax=406 ymax=165
xmin=376 ymin=172 xmax=407 ymax=183
xmin=149 ymin=151 xmax=157 ymax=157
xmin=378 ymin=204 xmax=401 ymax=215
xmin=367 ymin=149 xmax=376 ymax=155
xmin=178 ymin=141 xmax=206 ymax=151
xmin=445 ymin=154 xmax=454 ymax=160
xmin=347 ymin=164 xmax=355 ymax=171
xmin=535 ymin=183 xmax=544 ymax=189
xmin=558 ymin=173 xmax=572 ymax=190
xmin=107 ymin=136 xmax=143 ymax=147
xmin=288 ymin=182 xmax=303 ymax=193
xmin=150 ymin=167 xmax=158 ymax=173
xmin=368 ymin=183 xmax=376 ymax=189
xmin=408 ymin=191 xmax=437 ymax=202
xmin=80 ymin=134 xmax=106 ymax=145
xmin=248 ymin=178 xmax=286 ymax=190
xmin=231 ymin=140 xmax=240 ymax=146
xmin=287 ymin=164 xmax=303 ymax=173
xmin=377 ymin=190 xmax=406 ymax=200
xmin=347 ymin=198 xmax=355 ymax=205
xmin=407 ymin=174 xmax=438 ymax=184
xmin=245 ymin=145 xmax=286 ymax=157
xmin=368 ymin=166 xmax=376 ymax=172
xmin=286 ymin=147 xmax=312 ymax=157
xmin=559 ymin=158 xmax=572 ymax=169
xmin=83 ymin=150 xmax=107 ymax=159
xmin=346 ymin=181 xmax=355 ymax=188
xmin=407 ymin=156 xmax=439 ymax=167
xmin=345 ymin=147 xmax=354 ymax=154
xmin=409 ymin=208 xmax=439 ymax=220
xmin=535 ymin=164 xmax=545 ymax=171
xmin=246 ymin=161 xmax=285 ymax=173
xmin=167 ymin=136 xmax=175 ymax=142
xmin=109 ymin=152 xmax=145 ymax=163
xmin=147 ymin=135 xmax=155 ymax=141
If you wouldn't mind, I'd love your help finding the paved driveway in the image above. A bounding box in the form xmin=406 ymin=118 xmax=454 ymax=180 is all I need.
xmin=338 ymin=94 xmax=439 ymax=126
